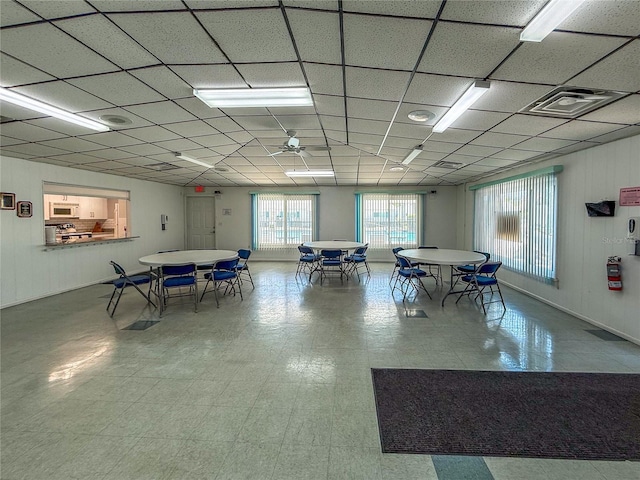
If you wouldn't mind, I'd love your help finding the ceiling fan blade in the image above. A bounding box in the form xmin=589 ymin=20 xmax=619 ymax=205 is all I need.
xmin=297 ymin=149 xmax=311 ymax=158
xmin=305 ymin=146 xmax=331 ymax=151
xmin=268 ymin=150 xmax=285 ymax=157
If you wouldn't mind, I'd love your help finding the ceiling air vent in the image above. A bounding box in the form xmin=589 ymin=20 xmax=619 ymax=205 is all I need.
xmin=521 ymin=87 xmax=626 ymax=118
xmin=145 ymin=162 xmax=180 ymax=171
xmin=433 ymin=160 xmax=464 ymax=169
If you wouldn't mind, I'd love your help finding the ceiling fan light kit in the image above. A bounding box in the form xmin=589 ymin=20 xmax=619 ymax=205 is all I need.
xmin=520 ymin=0 xmax=587 ymax=42
xmin=0 ymin=87 xmax=110 ymax=132
xmin=193 ymin=87 xmax=313 ymax=108
xmin=432 ymin=80 xmax=490 ymax=133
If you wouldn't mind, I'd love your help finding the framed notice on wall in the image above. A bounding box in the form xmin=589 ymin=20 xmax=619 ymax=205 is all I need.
xmin=619 ymin=187 xmax=640 ymax=206
xmin=1 ymin=192 xmax=16 ymax=210
xmin=17 ymin=201 xmax=33 ymax=218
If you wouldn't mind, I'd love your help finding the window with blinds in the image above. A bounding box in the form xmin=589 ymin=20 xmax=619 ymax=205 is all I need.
xmin=472 ymin=168 xmax=560 ymax=283
xmin=251 ymin=193 xmax=317 ymax=250
xmin=356 ymin=193 xmax=422 ymax=249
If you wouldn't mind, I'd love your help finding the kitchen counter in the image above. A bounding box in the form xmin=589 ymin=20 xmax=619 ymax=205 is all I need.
xmin=44 ymin=235 xmax=139 ymax=250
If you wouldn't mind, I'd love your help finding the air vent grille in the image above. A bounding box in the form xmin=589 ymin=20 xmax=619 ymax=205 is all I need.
xmin=521 ymin=87 xmax=626 ymax=118
xmin=145 ymin=162 xmax=180 ymax=171
xmin=433 ymin=161 xmax=464 ymax=169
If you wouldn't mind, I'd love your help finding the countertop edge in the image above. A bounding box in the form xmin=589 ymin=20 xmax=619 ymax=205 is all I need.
xmin=43 ymin=236 xmax=140 ymax=251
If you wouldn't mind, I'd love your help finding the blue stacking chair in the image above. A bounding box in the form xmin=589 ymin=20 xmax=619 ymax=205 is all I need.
xmin=455 ymin=261 xmax=505 ymax=314
xmin=319 ymin=249 xmax=344 ymax=284
xmin=159 ymin=263 xmax=198 ymax=315
xmin=344 ymin=244 xmax=370 ymax=279
xmin=200 ymin=258 xmax=243 ymax=307
xmin=106 ymin=261 xmax=156 ymax=317
xmin=418 ymin=246 xmax=442 ymax=285
xmin=296 ymin=245 xmax=320 ymax=277
xmin=237 ymin=249 xmax=254 ymax=288
xmin=452 ymin=251 xmax=491 ymax=288
xmin=391 ymin=256 xmax=433 ymax=301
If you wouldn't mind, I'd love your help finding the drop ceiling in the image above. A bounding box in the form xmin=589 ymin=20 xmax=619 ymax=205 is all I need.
xmin=0 ymin=0 xmax=638 ymax=188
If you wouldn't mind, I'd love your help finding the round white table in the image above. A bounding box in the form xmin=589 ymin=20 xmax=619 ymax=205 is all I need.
xmin=303 ymin=240 xmax=365 ymax=251
xmin=139 ymin=249 xmax=238 ymax=267
xmin=399 ymin=249 xmax=487 ymax=306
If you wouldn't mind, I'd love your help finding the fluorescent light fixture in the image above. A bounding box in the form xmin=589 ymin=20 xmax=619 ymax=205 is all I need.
xmin=402 ymin=145 xmax=423 ymax=165
xmin=175 ymin=153 xmax=214 ymax=168
xmin=285 ymin=170 xmax=334 ymax=177
xmin=520 ymin=0 xmax=586 ymax=42
xmin=432 ymin=80 xmax=490 ymax=133
xmin=0 ymin=87 xmax=109 ymax=132
xmin=194 ymin=87 xmax=313 ymax=108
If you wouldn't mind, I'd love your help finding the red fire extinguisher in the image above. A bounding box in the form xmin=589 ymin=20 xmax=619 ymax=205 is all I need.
xmin=607 ymin=256 xmax=622 ymax=291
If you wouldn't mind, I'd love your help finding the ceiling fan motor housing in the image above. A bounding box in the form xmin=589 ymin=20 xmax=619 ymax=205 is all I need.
xmin=286 ymin=136 xmax=300 ymax=148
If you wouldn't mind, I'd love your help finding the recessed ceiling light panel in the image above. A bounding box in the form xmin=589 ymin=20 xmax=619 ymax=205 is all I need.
xmin=194 ymin=87 xmax=313 ymax=108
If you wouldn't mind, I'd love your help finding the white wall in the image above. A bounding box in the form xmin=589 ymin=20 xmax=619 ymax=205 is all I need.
xmin=459 ymin=135 xmax=640 ymax=343
xmin=204 ymin=185 xmax=459 ymax=262
xmin=0 ymin=156 xmax=186 ymax=308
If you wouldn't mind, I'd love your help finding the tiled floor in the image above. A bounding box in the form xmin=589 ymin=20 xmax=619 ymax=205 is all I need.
xmin=1 ymin=261 xmax=639 ymax=480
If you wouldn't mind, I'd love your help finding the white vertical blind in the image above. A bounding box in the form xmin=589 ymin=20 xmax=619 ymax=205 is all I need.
xmin=253 ymin=194 xmax=316 ymax=250
xmin=357 ymin=193 xmax=421 ymax=249
xmin=473 ymin=172 xmax=558 ymax=282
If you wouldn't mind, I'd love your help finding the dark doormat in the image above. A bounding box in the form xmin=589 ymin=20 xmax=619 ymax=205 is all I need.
xmin=371 ymin=368 xmax=640 ymax=460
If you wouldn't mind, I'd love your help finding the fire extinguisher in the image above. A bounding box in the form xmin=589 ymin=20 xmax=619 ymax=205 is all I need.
xmin=607 ymin=256 xmax=622 ymax=291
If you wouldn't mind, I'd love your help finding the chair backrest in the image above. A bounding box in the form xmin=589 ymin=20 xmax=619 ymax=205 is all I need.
xmin=298 ymin=245 xmax=314 ymax=255
xmin=392 ymin=247 xmax=404 ymax=255
xmin=354 ymin=245 xmax=368 ymax=255
xmin=473 ymin=250 xmax=491 ymax=260
xmin=475 ymin=261 xmax=501 ymax=275
xmin=237 ymin=249 xmax=251 ymax=260
xmin=110 ymin=260 xmax=126 ymax=276
xmin=162 ymin=263 xmax=196 ymax=276
xmin=397 ymin=256 xmax=413 ymax=268
xmin=321 ymin=249 xmax=342 ymax=259
xmin=215 ymin=258 xmax=239 ymax=271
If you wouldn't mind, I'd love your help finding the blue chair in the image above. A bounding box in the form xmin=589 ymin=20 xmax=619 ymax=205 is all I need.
xmin=390 ymin=247 xmax=419 ymax=284
xmin=418 ymin=246 xmax=442 ymax=285
xmin=200 ymin=258 xmax=243 ymax=307
xmin=296 ymin=245 xmax=320 ymax=277
xmin=452 ymin=251 xmax=491 ymax=287
xmin=237 ymin=249 xmax=254 ymax=288
xmin=319 ymin=249 xmax=344 ymax=284
xmin=106 ymin=261 xmax=156 ymax=317
xmin=159 ymin=263 xmax=198 ymax=315
xmin=455 ymin=261 xmax=505 ymax=314
xmin=391 ymin=256 xmax=433 ymax=301
xmin=344 ymin=244 xmax=370 ymax=279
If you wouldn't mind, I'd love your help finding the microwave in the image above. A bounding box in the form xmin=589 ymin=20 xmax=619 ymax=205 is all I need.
xmin=50 ymin=203 xmax=80 ymax=218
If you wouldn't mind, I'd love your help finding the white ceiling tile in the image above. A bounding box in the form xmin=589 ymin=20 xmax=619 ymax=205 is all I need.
xmin=0 ymin=1 xmax=40 ymax=26
xmin=474 ymin=157 xmax=520 ymax=167
xmin=234 ymin=116 xmax=284 ymax=131
xmin=540 ymin=120 xmax=628 ymax=142
xmin=236 ymin=63 xmax=306 ymax=88
xmin=13 ymin=81 xmax=112 ymax=112
xmin=83 ymin=108 xmax=154 ymax=129
xmin=85 ymin=149 xmax=137 ymax=161
xmin=119 ymin=143 xmax=170 ymax=156
xmin=346 ymin=67 xmax=410 ymax=101
xmin=164 ymin=120 xmax=222 ymax=138
xmin=68 ymin=72 xmax=165 ymax=106
xmin=49 ymin=153 xmax=108 ymax=164
xmin=153 ymin=138 xmax=204 ymax=152
xmin=430 ymin=129 xmax=481 ymax=144
xmin=2 ymin=143 xmax=68 ymax=157
xmin=170 ymin=65 xmax=245 ymax=89
xmin=448 ymin=110 xmax=511 ymax=132
xmin=490 ymin=149 xmax=542 ymax=161
xmin=130 ymin=67 xmax=192 ymax=100
xmin=206 ymin=117 xmax=244 ymax=133
xmin=0 ymin=23 xmax=116 ymax=77
xmin=39 ymin=137 xmax=103 ymax=152
xmin=349 ymin=118 xmax=391 ymax=136
xmin=124 ymin=101 xmax=197 ymax=124
xmin=347 ymin=98 xmax=402 ymax=123
xmin=419 ymin=23 xmax=520 ymax=78
xmin=470 ymin=132 xmax=529 ymax=148
xmin=405 ymin=74 xmax=476 ymax=106
xmin=26 ymin=117 xmax=104 ymax=136
xmin=54 ymin=15 xmax=158 ymax=70
xmin=0 ymin=122 xmax=65 ymax=141
xmin=472 ymin=81 xmax=554 ymax=114
xmin=109 ymin=12 xmax=227 ymax=63
xmin=560 ymin=1 xmax=640 ymax=36
xmin=490 ymin=114 xmax=568 ymax=136
xmin=0 ymin=136 xmax=25 ymax=147
xmin=79 ymin=132 xmax=143 ymax=148
xmin=492 ymin=31 xmax=627 ymax=85
xmin=343 ymin=14 xmax=432 ymax=70
xmin=90 ymin=1 xmax=185 ymax=11
xmin=173 ymin=98 xmax=226 ymax=121
xmin=213 ymin=143 xmax=242 ymax=155
xmin=305 ymin=64 xmax=344 ymax=96
xmin=196 ymin=133 xmax=241 ymax=148
xmin=196 ymin=9 xmax=296 ymax=62
xmin=124 ymin=126 xmax=181 ymax=143
xmin=0 ymin=53 xmax=55 ymax=87
xmin=570 ymin=40 xmax=640 ymax=93
xmin=343 ymin=0 xmax=441 ymax=18
xmin=454 ymin=145 xmax=504 ymax=157
xmin=287 ymin=10 xmax=341 ymax=64
xmin=441 ymin=0 xmax=546 ymax=25
xmin=581 ymin=94 xmax=640 ymax=125
xmin=22 ymin=1 xmax=96 ymax=18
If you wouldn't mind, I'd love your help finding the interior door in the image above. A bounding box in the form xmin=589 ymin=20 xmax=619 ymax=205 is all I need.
xmin=187 ymin=196 xmax=216 ymax=249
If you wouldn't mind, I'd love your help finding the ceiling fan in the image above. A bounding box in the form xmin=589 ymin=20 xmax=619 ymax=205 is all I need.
xmin=268 ymin=130 xmax=331 ymax=158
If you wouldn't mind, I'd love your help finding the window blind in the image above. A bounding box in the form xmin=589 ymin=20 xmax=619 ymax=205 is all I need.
xmin=473 ymin=171 xmax=558 ymax=283
xmin=251 ymin=193 xmax=317 ymax=250
xmin=356 ymin=193 xmax=422 ymax=249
